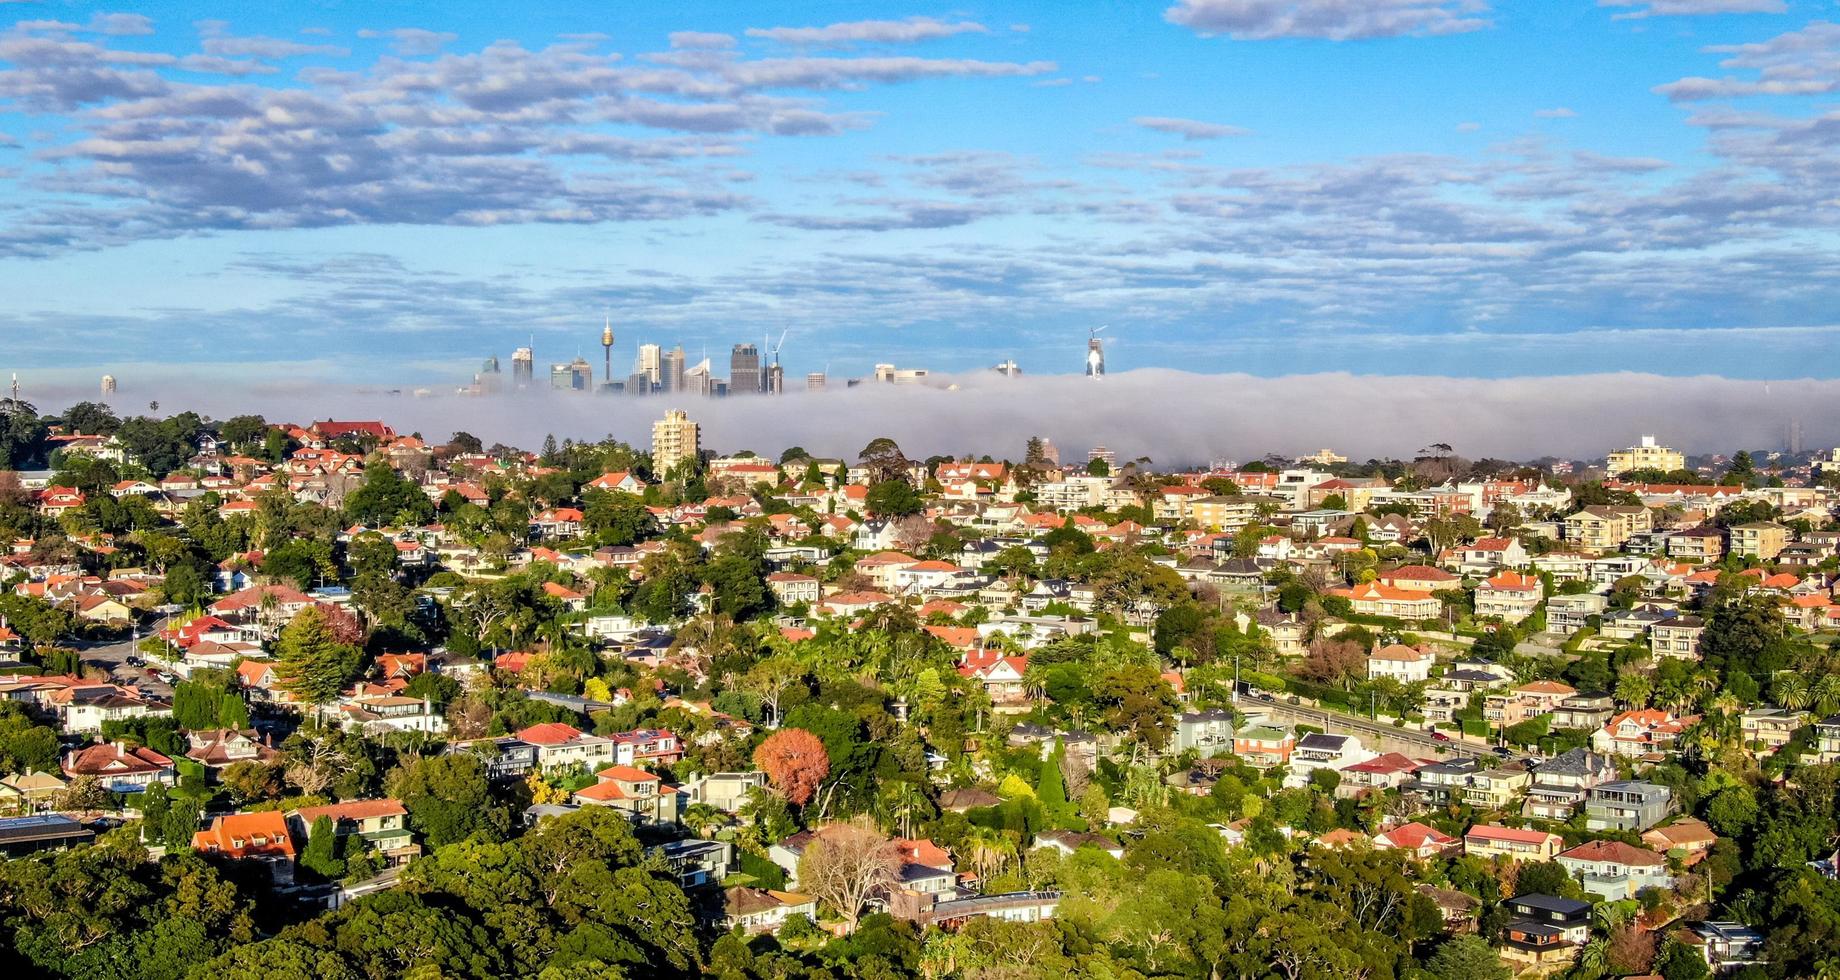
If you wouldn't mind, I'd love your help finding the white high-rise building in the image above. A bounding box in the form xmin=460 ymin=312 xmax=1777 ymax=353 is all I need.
xmin=651 ymin=409 xmax=700 ymax=474
xmin=100 ymin=375 xmax=116 ymax=398
xmin=636 ymin=345 xmax=662 ymax=390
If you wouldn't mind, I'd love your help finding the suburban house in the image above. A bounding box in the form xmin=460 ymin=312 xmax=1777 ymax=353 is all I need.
xmin=1523 ymin=748 xmax=1614 ymax=820
xmin=288 ymin=799 xmax=419 ymax=866
xmin=724 ymin=887 xmax=819 ymax=934
xmin=1373 ymin=821 xmax=1459 ymax=860
xmin=1232 ymin=726 xmax=1295 ymax=769
xmin=1556 ymin=840 xmax=1670 ymax=900
xmin=1594 ymin=710 xmax=1697 ymax=757
xmin=518 ymin=723 xmax=617 ymax=771
xmin=1173 ymin=709 xmax=1236 ymax=757
xmin=1367 ymin=643 xmax=1435 ymax=683
xmin=62 ymin=742 xmax=175 ymax=792
xmin=1473 ymin=571 xmax=1542 ymax=623
xmin=1585 ymin=781 xmax=1674 ymax=831
xmin=1729 ymin=521 xmax=1788 ymax=560
xmin=1463 ymin=824 xmax=1562 ymax=862
xmin=1650 ymin=616 xmax=1706 ymax=661
xmin=573 ymin=764 xmax=680 ymax=825
xmin=1500 ymin=895 xmax=1591 ymax=972
xmin=1284 ymin=732 xmax=1374 ymax=788
xmin=1329 ymin=582 xmax=1441 ymax=620
xmin=192 ymin=811 xmax=297 ymax=883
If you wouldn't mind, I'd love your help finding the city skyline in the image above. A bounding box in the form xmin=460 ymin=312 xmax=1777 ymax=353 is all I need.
xmin=2 ymin=2 xmax=1838 ymax=382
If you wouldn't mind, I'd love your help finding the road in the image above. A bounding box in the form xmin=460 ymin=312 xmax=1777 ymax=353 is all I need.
xmin=73 ymin=618 xmax=175 ymax=699
xmin=1240 ymin=696 xmax=1495 ymax=758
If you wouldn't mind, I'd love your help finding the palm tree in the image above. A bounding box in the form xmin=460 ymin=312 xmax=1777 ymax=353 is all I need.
xmin=1773 ymin=673 xmax=1810 ymax=711
xmin=880 ymin=780 xmax=929 ymax=839
xmin=682 ymin=803 xmax=723 ymax=839
xmin=1615 ymin=671 xmax=1653 ymax=710
xmin=1812 ymin=674 xmax=1840 ymax=717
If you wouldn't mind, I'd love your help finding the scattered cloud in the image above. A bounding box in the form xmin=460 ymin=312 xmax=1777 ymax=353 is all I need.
xmin=1456 ymin=121 xmax=1481 ymax=131
xmin=1654 ymin=21 xmax=1840 ymax=101
xmin=745 ymin=17 xmax=990 ymax=48
xmin=1599 ymin=0 xmax=1786 ymax=18
xmin=1133 ymin=115 xmax=1250 ymax=139
xmin=356 ymin=27 xmax=459 ymax=56
xmin=1535 ymin=106 xmax=1577 ymax=117
xmin=1165 ymin=0 xmax=1494 ymax=41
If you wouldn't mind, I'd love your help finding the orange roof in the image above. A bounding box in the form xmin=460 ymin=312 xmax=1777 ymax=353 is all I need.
xmin=595 ymin=764 xmax=660 ymax=782
xmin=1466 ymin=824 xmax=1558 ymax=845
xmin=292 ymin=798 xmax=407 ymax=824
xmin=192 ymin=811 xmax=296 ymax=859
xmin=518 ymin=722 xmax=586 ymax=745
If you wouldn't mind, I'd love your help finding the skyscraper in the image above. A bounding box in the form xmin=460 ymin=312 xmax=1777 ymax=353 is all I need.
xmin=993 ymin=359 xmax=1021 ymax=377
xmin=806 ymin=372 xmax=826 ymax=391
xmin=684 ymin=358 xmax=713 ymax=397
xmin=512 ymin=347 xmax=534 ymax=388
xmin=100 ymin=374 xmax=116 ymax=398
xmin=1086 ymin=328 xmax=1106 ymax=379
xmin=651 ymin=409 xmax=700 ymax=474
xmin=637 ymin=344 xmax=661 ymax=391
xmin=662 ymin=346 xmax=686 ymax=393
xmin=765 ymin=361 xmax=783 ymax=395
xmin=730 ymin=343 xmax=761 ymax=394
xmin=551 ymin=358 xmax=592 ymax=392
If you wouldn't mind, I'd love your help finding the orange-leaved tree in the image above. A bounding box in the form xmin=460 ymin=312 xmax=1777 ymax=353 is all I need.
xmin=753 ymin=727 xmax=829 ymax=806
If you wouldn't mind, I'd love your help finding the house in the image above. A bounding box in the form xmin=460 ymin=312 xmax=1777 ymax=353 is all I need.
xmin=1556 ymin=839 xmax=1670 ymax=900
xmin=607 ymin=728 xmax=683 ymax=767
xmin=1500 ymin=895 xmax=1591 ymax=972
xmin=1174 ymin=709 xmax=1236 ymax=757
xmin=192 ymin=811 xmax=297 ymax=883
xmin=1461 ymin=764 xmax=1532 ymax=810
xmin=1817 ymin=713 xmax=1840 ymax=764
xmin=62 ymin=742 xmax=175 ymax=792
xmin=1329 ymin=582 xmax=1441 ymax=620
xmin=1284 ymin=732 xmax=1374 ymax=788
xmin=1416 ymin=884 xmax=1481 ymax=932
xmin=57 ymin=686 xmax=171 ymax=734
xmin=1665 ymin=525 xmax=1726 ymax=560
xmin=1227 ymin=726 xmax=1295 ymax=773
xmin=1550 ymin=692 xmax=1617 ymax=732
xmin=1642 ymin=817 xmax=1719 ymax=866
xmin=1739 ymin=707 xmax=1808 ymax=754
xmin=0 ymin=813 xmax=94 ymax=856
xmin=1378 ymin=565 xmax=1459 ymax=593
xmin=518 ymin=723 xmax=616 ymax=770
xmin=1484 ymin=680 xmax=1577 ymax=728
xmin=1367 ymin=643 xmax=1435 ymax=683
xmin=1594 ymin=710 xmax=1697 ymax=757
xmin=1684 ymin=921 xmax=1766 ymax=973
xmin=573 ymin=764 xmax=680 ymax=825
xmin=1449 ymin=537 xmax=1530 ymax=574
xmin=724 ymin=887 xmax=819 ymax=934
xmin=289 ymin=799 xmax=417 ymax=865
xmin=585 ymin=471 xmax=645 ymax=494
xmin=185 ymin=729 xmax=279 ymax=769
xmin=1523 ymin=748 xmax=1614 ymax=820
xmin=1651 ymin=616 xmax=1706 ymax=661
xmin=1409 ymin=757 xmax=1484 ymax=805
xmin=1373 ymin=821 xmax=1459 ymax=860
xmin=1337 ymin=753 xmax=1422 ymax=797
xmin=1546 ymin=593 xmax=1608 ymax=634
xmin=1463 ymin=824 xmax=1562 ymax=862
xmin=957 ymin=649 xmax=1031 ymax=707
xmin=765 ymin=572 xmax=821 ymax=607
xmin=1586 ymin=780 xmax=1674 ymax=831
xmin=685 ymin=771 xmax=769 ymax=813
xmin=1474 ymin=571 xmax=1542 ymax=623
xmin=338 ymin=695 xmax=447 ymax=735
xmin=1032 ymin=829 xmax=1125 ymax=860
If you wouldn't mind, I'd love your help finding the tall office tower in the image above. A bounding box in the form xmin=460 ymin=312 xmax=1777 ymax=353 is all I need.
xmin=806 ymin=372 xmax=826 ymax=391
xmin=729 ymin=343 xmax=761 ymax=394
xmin=661 ymin=346 xmax=686 ymax=393
xmin=1788 ymin=418 xmax=1804 ymax=455
xmin=626 ymin=372 xmax=650 ymax=396
xmin=100 ymin=374 xmax=116 ymax=398
xmin=1085 ymin=327 xmax=1106 ymax=379
xmin=651 ymin=409 xmax=700 ymax=474
xmin=684 ymin=358 xmax=713 ymax=397
xmin=601 ymin=317 xmax=614 ymax=386
xmin=993 ymin=359 xmax=1020 ymax=377
xmin=1035 ymin=437 xmax=1060 ymax=467
xmin=765 ymin=362 xmax=783 ymax=395
xmin=512 ymin=347 xmax=534 ymax=388
xmin=549 ymin=358 xmax=592 ymax=392
xmin=481 ymin=355 xmax=500 ymax=374
xmin=636 ymin=344 xmax=661 ymax=390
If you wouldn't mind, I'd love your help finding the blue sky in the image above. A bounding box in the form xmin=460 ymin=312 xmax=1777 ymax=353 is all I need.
xmin=0 ymin=0 xmax=1837 ymax=386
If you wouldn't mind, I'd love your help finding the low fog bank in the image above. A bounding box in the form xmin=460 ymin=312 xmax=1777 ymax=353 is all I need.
xmin=21 ymin=370 xmax=1839 ymax=466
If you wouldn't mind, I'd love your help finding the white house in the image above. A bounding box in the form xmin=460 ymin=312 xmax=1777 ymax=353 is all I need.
xmin=1367 ymin=644 xmax=1435 ymax=683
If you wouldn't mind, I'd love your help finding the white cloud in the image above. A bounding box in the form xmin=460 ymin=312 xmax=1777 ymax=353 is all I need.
xmin=1165 ymin=0 xmax=1493 ymax=41
xmin=1599 ymin=0 xmax=1785 ymax=18
xmin=746 ymin=17 xmax=989 ymax=48
xmin=1133 ymin=115 xmax=1250 ymax=139
xmin=1535 ymin=107 xmax=1577 ymax=118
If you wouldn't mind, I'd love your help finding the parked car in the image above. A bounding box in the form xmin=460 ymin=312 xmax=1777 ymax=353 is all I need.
xmin=1430 ymin=731 xmax=1451 ymax=743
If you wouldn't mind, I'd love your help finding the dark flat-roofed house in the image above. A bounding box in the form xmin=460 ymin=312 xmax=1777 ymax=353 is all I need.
xmin=0 ymin=814 xmax=94 ymax=856
xmin=1500 ymin=894 xmax=1590 ymax=972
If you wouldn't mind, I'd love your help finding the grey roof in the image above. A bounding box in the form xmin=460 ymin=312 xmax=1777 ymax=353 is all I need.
xmin=1512 ymin=894 xmax=1591 ymax=916
xmin=1535 ymin=748 xmax=1610 ymax=778
xmin=1297 ymin=732 xmax=1352 ymax=751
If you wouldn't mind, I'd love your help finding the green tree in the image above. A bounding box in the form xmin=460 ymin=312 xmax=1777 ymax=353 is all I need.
xmin=1425 ymin=935 xmax=1511 ymax=980
xmin=865 ymin=479 xmax=923 ymax=517
xmin=273 ymin=606 xmax=361 ymax=718
xmin=299 ymin=815 xmax=346 ymax=881
xmin=344 ymin=461 xmax=436 ymax=526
